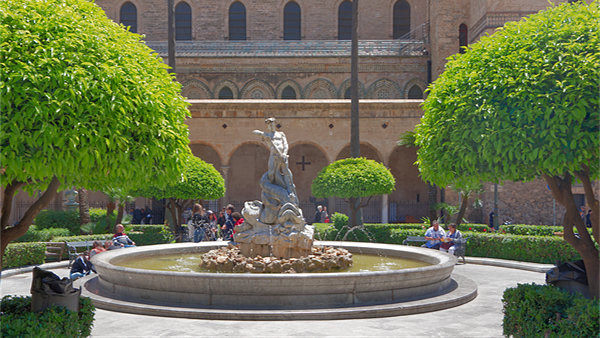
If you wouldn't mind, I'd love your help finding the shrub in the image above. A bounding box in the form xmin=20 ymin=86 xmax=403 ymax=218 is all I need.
xmin=503 ymin=283 xmax=598 ymax=337
xmin=2 ymin=242 xmax=46 ymax=269
xmin=128 ymin=225 xmax=174 ymax=245
xmin=34 ymin=210 xmax=80 ymax=235
xmin=500 ymin=224 xmax=564 ymax=236
xmin=15 ymin=225 xmax=71 ymax=243
xmin=0 ymin=295 xmax=95 ymax=337
xmin=330 ymin=212 xmax=349 ymax=230
xmin=464 ymin=232 xmax=580 ymax=264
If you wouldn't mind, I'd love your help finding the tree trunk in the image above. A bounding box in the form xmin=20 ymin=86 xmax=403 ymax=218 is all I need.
xmin=115 ymin=201 xmax=124 ymax=226
xmin=428 ymin=183 xmax=438 ymax=225
xmin=348 ymin=197 xmax=359 ymax=227
xmin=544 ymin=173 xmax=599 ymax=299
xmin=78 ymin=188 xmax=91 ymax=225
xmin=454 ymin=192 xmax=469 ymax=227
xmin=1 ymin=177 xmax=60 ymax=269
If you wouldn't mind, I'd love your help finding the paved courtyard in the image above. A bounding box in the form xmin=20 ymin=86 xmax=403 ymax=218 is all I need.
xmin=1 ymin=259 xmax=549 ymax=337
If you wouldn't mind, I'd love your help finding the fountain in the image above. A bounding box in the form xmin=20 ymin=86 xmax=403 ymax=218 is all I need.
xmin=84 ymin=118 xmax=477 ymax=319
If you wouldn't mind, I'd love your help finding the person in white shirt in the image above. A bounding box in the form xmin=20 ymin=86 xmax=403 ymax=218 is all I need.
xmin=423 ymin=220 xmax=445 ymax=249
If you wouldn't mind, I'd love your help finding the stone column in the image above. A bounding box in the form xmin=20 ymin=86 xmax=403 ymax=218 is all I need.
xmin=381 ymin=194 xmax=389 ymax=224
xmin=220 ymin=165 xmax=230 ymax=206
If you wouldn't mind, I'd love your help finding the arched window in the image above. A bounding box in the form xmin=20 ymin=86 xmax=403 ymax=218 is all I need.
xmin=344 ymin=87 xmax=352 ymax=99
xmin=459 ymin=24 xmax=468 ymax=54
xmin=218 ymin=87 xmax=234 ymax=99
xmin=229 ymin=2 xmax=246 ymax=40
xmin=338 ymin=1 xmax=352 ymax=40
xmin=175 ymin=2 xmax=192 ymax=40
xmin=283 ymin=2 xmax=301 ymax=40
xmin=281 ymin=86 xmax=297 ymax=99
xmin=120 ymin=2 xmax=137 ymax=33
xmin=393 ymin=0 xmax=410 ymax=39
xmin=407 ymin=85 xmax=423 ymax=99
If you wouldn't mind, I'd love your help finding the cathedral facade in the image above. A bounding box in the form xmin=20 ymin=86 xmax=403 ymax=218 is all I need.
xmin=11 ymin=0 xmax=585 ymax=225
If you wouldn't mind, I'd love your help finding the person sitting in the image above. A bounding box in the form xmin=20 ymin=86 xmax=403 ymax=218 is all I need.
xmin=113 ymin=224 xmax=136 ymax=248
xmin=104 ymin=240 xmax=121 ymax=250
xmin=89 ymin=241 xmax=106 ymax=258
xmin=70 ymin=252 xmax=93 ymax=280
xmin=422 ymin=220 xmax=445 ymax=250
xmin=440 ymin=223 xmax=462 ymax=255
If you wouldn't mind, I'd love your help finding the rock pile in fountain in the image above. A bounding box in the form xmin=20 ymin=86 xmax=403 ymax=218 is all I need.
xmin=200 ymin=246 xmax=353 ymax=273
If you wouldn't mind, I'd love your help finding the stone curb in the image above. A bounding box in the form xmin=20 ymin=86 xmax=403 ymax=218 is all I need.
xmin=0 ymin=256 xmax=555 ymax=278
xmin=464 ymin=257 xmax=554 ymax=273
xmin=0 ymin=261 xmax=70 ymax=278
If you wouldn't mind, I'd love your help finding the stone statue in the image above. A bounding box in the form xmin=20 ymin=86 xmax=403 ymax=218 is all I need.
xmin=234 ymin=118 xmax=314 ymax=258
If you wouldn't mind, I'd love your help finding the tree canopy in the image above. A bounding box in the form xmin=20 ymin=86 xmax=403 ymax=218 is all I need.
xmin=415 ymin=1 xmax=599 ymax=188
xmin=137 ymin=156 xmax=225 ymax=201
xmin=311 ymin=158 xmax=395 ymax=199
xmin=414 ymin=1 xmax=599 ymax=298
xmin=0 ymin=0 xmax=192 ymax=258
xmin=0 ymin=0 xmax=191 ymax=194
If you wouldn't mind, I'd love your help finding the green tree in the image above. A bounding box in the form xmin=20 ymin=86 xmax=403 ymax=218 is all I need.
xmin=415 ymin=2 xmax=599 ymax=297
xmin=136 ymin=156 xmax=225 ymax=236
xmin=311 ymin=158 xmax=395 ymax=231
xmin=0 ymin=0 xmax=192 ymax=265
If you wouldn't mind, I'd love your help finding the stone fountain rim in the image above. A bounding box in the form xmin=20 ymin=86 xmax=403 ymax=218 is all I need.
xmin=93 ymin=240 xmax=456 ymax=278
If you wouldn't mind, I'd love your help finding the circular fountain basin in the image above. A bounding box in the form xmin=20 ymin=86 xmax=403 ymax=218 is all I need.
xmin=86 ymin=241 xmax=477 ymax=320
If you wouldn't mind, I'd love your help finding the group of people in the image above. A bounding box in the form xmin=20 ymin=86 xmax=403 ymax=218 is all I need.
xmin=422 ymin=220 xmax=462 ymax=255
xmin=580 ymin=206 xmax=593 ymax=228
xmin=188 ymin=203 xmax=243 ymax=243
xmin=69 ymin=224 xmax=136 ymax=280
xmin=131 ymin=206 xmax=153 ymax=225
xmin=313 ymin=205 xmax=329 ymax=224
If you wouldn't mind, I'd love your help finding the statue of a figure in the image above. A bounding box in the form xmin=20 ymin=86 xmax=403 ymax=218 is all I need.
xmin=235 ymin=117 xmax=313 ymax=258
xmin=253 ymin=118 xmax=299 ymax=207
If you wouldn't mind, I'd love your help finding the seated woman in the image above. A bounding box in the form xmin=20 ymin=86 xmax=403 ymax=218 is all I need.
xmin=440 ymin=223 xmax=462 ymax=255
xmin=89 ymin=241 xmax=106 ymax=258
xmin=70 ymin=252 xmax=93 ymax=280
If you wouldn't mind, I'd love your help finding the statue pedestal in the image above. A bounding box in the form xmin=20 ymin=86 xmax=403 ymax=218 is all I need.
xmin=234 ymin=200 xmax=314 ymax=259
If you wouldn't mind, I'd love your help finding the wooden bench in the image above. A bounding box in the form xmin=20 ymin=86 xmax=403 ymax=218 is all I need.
xmin=44 ymin=242 xmax=65 ymax=262
xmin=66 ymin=241 xmax=96 ymax=267
xmin=403 ymin=236 xmax=467 ymax=263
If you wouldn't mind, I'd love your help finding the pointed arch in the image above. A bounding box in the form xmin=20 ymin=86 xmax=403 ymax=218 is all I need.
xmin=338 ymin=79 xmax=365 ymax=99
xmin=403 ymin=78 xmax=427 ymax=99
xmin=182 ymin=79 xmax=213 ymax=99
xmin=240 ymin=79 xmax=276 ymax=99
xmin=276 ymin=79 xmax=303 ymax=99
xmin=213 ymin=80 xmax=240 ymax=99
xmin=366 ymin=78 xmax=402 ymax=99
xmin=304 ymin=78 xmax=337 ymax=99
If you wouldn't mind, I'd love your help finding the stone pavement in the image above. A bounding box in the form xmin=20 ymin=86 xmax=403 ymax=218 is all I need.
xmin=1 ymin=259 xmax=550 ymax=337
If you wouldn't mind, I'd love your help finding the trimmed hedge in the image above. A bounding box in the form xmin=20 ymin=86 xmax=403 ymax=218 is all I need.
xmin=15 ymin=225 xmax=71 ymax=243
xmin=464 ymin=232 xmax=580 ymax=264
xmin=315 ymin=223 xmax=582 ymax=264
xmin=2 ymin=242 xmax=47 ymax=269
xmin=128 ymin=224 xmax=174 ymax=245
xmin=503 ymin=283 xmax=599 ymax=337
xmin=0 ymin=295 xmax=95 ymax=337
